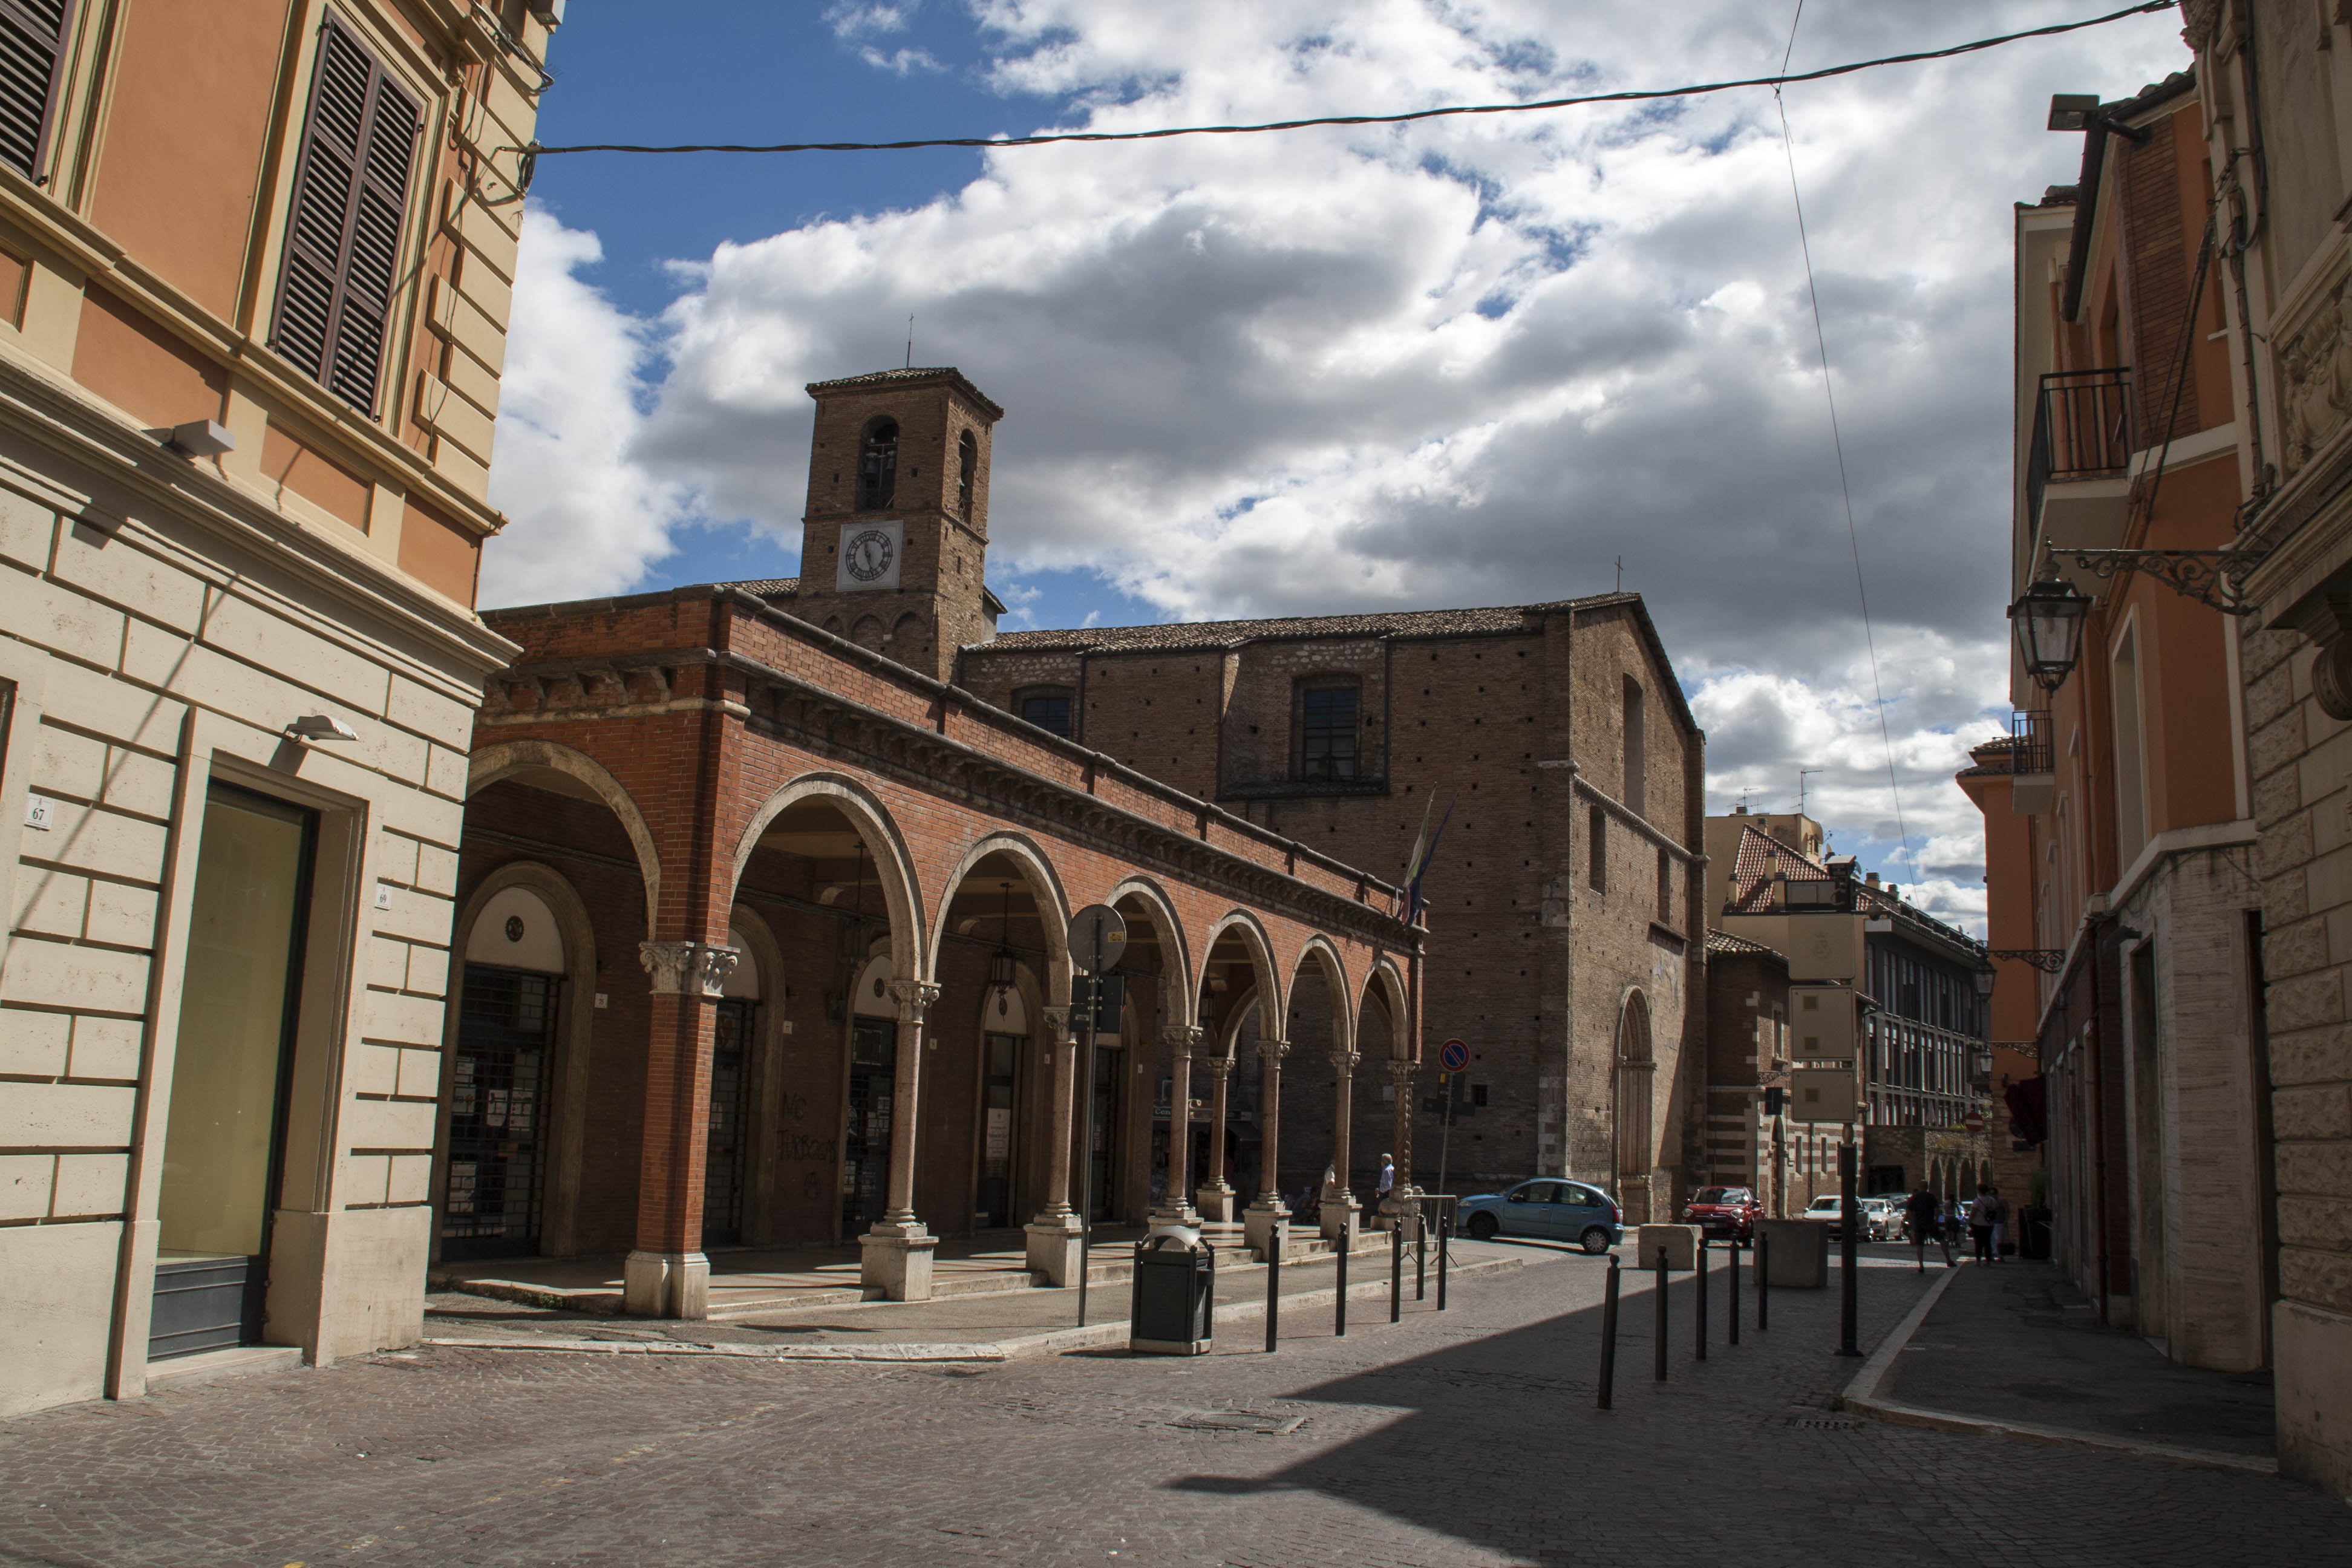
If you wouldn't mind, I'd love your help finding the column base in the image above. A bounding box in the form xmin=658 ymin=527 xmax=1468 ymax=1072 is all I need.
xmin=1149 ymin=1201 xmax=1200 ymax=1229
xmin=1243 ymin=1200 xmax=1291 ymax=1262
xmin=1193 ymin=1182 xmax=1237 ymax=1224
xmin=1023 ymin=1214 xmax=1086 ymax=1287
xmin=1319 ymin=1196 xmax=1362 ymax=1248
xmin=622 ymin=1250 xmax=710 ymax=1319
xmin=859 ymin=1224 xmax=938 ymax=1301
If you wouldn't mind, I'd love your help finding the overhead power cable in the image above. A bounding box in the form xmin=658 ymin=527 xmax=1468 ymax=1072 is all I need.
xmin=521 ymin=2 xmax=2174 ymax=160
xmin=1772 ymin=1 xmax=1913 ymax=873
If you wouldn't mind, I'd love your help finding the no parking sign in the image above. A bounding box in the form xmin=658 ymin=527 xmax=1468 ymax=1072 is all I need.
xmin=1439 ymin=1038 xmax=1469 ymax=1073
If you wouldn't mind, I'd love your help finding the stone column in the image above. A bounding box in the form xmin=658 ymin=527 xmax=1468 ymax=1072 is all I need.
xmin=1388 ymin=1057 xmax=1418 ymax=1212
xmin=1244 ymin=1038 xmax=1290 ymax=1260
xmin=1154 ymin=1024 xmax=1202 ymax=1225
xmin=1023 ymin=1005 xmax=1085 ymax=1285
xmin=1322 ymin=1045 xmax=1362 ymax=1246
xmin=1194 ymin=1054 xmax=1236 ymax=1223
xmin=624 ymin=939 xmax=739 ymax=1319
xmin=860 ymin=978 xmax=941 ymax=1301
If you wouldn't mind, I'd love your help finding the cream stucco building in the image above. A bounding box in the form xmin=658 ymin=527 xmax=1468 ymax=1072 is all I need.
xmin=0 ymin=1 xmax=553 ymax=1417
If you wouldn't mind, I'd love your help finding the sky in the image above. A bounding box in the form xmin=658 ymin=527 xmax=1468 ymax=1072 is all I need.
xmin=485 ymin=0 xmax=2196 ymax=933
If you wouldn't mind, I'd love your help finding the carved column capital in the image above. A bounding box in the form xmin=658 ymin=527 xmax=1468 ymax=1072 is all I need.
xmin=888 ymin=979 xmax=942 ymax=1024
xmin=1328 ymin=1048 xmax=1361 ymax=1072
xmin=639 ymin=940 xmax=740 ymax=999
xmin=1201 ymin=1054 xmax=1234 ymax=1080
xmin=1259 ymin=1037 xmax=1290 ymax=1067
xmin=1162 ymin=1024 xmax=1204 ymax=1056
xmin=1387 ymin=1058 xmax=1417 ymax=1086
xmin=1040 ymin=1005 xmax=1078 ymax=1045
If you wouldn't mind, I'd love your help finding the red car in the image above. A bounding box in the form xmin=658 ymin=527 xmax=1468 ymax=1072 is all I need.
xmin=1682 ymin=1186 xmax=1762 ymax=1240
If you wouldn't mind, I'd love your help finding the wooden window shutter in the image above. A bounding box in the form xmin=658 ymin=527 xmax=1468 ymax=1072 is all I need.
xmin=271 ymin=11 xmax=420 ymax=416
xmin=0 ymin=0 xmax=75 ymax=181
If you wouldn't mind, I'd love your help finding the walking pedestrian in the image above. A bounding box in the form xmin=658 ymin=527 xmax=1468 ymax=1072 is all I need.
xmin=1374 ymin=1151 xmax=1396 ymax=1218
xmin=1967 ymin=1186 xmax=1998 ymax=1265
xmin=1903 ymin=1182 xmax=1949 ymax=1271
xmin=1984 ymin=1184 xmax=2011 ymax=1263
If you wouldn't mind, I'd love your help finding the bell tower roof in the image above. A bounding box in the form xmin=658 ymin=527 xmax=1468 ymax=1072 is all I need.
xmin=806 ymin=366 xmax=1005 ymax=422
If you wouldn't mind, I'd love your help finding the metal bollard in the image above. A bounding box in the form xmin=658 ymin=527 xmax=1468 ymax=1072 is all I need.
xmin=1653 ymin=1244 xmax=1669 ymax=1382
xmin=1694 ymin=1235 xmax=1708 ymax=1361
xmin=1757 ymin=1230 xmax=1770 ymax=1331
xmin=1335 ymin=1232 xmax=1349 ymax=1338
xmin=1265 ymin=1232 xmax=1281 ymax=1353
xmin=1596 ymin=1253 xmax=1621 ymax=1411
xmin=1390 ymin=1219 xmax=1403 ymax=1323
xmin=1729 ymin=1235 xmax=1741 ymax=1346
xmin=1437 ymin=1215 xmax=1451 ymax=1311
xmin=1416 ymin=1209 xmax=1427 ymax=1301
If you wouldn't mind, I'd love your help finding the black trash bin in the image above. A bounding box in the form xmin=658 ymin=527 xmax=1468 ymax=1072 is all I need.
xmin=2021 ymin=1206 xmax=2053 ymax=1261
xmin=1129 ymin=1224 xmax=1214 ymax=1354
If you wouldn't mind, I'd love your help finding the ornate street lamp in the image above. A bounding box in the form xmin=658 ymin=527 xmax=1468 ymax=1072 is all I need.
xmin=988 ymin=881 xmax=1017 ymax=994
xmin=2007 ymin=577 xmax=2090 ymax=692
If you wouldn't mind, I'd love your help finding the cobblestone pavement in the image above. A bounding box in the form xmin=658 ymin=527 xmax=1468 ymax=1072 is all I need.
xmin=1 ymin=1245 xmax=2344 ymax=1568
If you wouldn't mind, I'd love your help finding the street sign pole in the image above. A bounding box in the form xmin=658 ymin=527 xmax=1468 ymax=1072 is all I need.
xmin=1434 ymin=1039 xmax=1468 ymax=1201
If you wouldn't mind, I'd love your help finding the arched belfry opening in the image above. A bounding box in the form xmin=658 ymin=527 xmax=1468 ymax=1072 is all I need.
xmin=857 ymin=416 xmax=898 ymax=511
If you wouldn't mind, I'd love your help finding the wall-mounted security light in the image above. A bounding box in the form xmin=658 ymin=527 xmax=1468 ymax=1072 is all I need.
xmin=2047 ymin=93 xmax=2152 ymax=145
xmin=286 ymin=714 xmax=359 ymax=742
xmin=166 ymin=420 xmax=236 ymax=459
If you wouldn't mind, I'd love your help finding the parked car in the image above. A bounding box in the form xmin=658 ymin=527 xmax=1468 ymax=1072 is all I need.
xmin=1804 ymin=1195 xmax=1890 ymax=1242
xmin=1681 ymin=1186 xmax=1762 ymax=1240
xmin=1859 ymin=1196 xmax=1901 ymax=1241
xmin=1456 ymin=1180 xmax=1622 ymax=1253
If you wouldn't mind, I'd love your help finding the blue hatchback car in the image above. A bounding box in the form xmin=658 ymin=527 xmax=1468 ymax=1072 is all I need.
xmin=1455 ymin=1180 xmax=1622 ymax=1253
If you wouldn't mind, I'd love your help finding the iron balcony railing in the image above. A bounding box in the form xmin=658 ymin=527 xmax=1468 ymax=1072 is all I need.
xmin=2027 ymin=368 xmax=2132 ymax=528
xmin=2009 ymin=708 xmax=2052 ymax=774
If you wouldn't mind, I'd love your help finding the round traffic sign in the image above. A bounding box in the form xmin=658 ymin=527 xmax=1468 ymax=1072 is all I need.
xmin=1066 ymin=903 xmax=1128 ymax=973
xmin=1438 ymin=1038 xmax=1469 ymax=1073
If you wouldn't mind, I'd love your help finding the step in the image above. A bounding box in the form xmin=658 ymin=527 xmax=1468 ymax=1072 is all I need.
xmin=144 ymin=1344 xmax=302 ymax=1392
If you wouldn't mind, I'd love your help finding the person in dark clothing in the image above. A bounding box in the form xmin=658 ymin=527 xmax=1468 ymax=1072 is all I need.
xmin=1904 ymin=1184 xmax=1950 ymax=1270
xmin=1968 ymin=1186 xmax=1998 ymax=1264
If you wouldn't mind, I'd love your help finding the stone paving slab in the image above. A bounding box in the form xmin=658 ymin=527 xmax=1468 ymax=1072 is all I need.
xmin=1847 ymin=1257 xmax=2279 ymax=1468
xmin=5 ymin=1241 xmax=2347 ymax=1567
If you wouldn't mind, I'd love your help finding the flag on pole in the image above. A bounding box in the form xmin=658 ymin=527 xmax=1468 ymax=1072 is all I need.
xmin=1400 ymin=795 xmax=1455 ymax=924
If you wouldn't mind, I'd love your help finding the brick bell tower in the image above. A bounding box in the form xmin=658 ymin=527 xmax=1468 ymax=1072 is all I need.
xmin=793 ymin=367 xmax=1005 ymax=682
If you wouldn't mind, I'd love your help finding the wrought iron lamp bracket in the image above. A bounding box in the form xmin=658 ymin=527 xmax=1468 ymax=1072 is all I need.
xmin=2053 ymin=548 xmax=2269 ymax=616
xmin=1989 ymin=948 xmax=2066 ymax=974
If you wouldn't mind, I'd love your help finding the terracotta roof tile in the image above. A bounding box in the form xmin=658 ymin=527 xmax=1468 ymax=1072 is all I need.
xmin=1707 ymin=928 xmax=1782 ymax=958
xmin=981 ymin=593 xmax=1640 ymax=654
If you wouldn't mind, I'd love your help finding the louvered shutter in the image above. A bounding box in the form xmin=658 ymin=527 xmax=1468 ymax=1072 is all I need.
xmin=0 ymin=0 xmax=73 ymax=181
xmin=270 ymin=13 xmax=419 ymax=416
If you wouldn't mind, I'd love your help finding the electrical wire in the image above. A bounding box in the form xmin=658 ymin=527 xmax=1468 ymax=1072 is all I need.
xmin=521 ymin=2 xmax=2174 ymax=159
xmin=1772 ymin=1 xmax=1913 ymax=873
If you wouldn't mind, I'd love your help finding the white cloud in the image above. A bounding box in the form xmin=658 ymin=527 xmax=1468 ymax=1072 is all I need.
xmin=491 ymin=1 xmax=2195 ymax=912
xmin=480 ymin=211 xmax=684 ymax=607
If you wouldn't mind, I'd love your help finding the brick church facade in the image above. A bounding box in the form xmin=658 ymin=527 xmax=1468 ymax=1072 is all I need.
xmin=757 ymin=366 xmax=1708 ymax=1220
xmin=439 ymin=365 xmax=1705 ymax=1318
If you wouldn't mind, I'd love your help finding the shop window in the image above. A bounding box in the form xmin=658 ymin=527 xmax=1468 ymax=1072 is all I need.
xmin=270 ymin=11 xmax=420 ymax=414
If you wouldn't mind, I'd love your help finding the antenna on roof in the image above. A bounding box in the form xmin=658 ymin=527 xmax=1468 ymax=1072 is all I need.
xmin=1615 ymin=555 xmax=1623 ymax=593
xmin=1797 ymin=767 xmax=1823 ymax=815
xmin=905 ymin=315 xmax=914 ymax=369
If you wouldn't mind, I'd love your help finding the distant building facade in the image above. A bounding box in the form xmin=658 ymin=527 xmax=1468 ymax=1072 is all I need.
xmin=0 ymin=2 xmax=555 ymax=1419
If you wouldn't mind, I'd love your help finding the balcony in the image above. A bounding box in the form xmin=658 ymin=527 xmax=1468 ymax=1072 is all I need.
xmin=2028 ymin=369 xmax=2134 ymax=589
xmin=2008 ymin=708 xmax=2054 ymax=815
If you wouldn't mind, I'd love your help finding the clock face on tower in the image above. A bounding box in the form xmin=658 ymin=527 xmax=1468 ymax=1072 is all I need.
xmin=844 ymin=528 xmax=895 ymax=583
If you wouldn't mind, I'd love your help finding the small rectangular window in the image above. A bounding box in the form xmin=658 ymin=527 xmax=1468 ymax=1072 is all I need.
xmin=1622 ymin=676 xmax=1645 ymax=812
xmin=1018 ymin=691 xmax=1072 ymax=739
xmin=1656 ymin=846 xmax=1672 ymax=923
xmin=1470 ymin=1083 xmax=1488 ymax=1107
xmin=1587 ymin=805 xmax=1607 ymax=892
xmin=272 ymin=11 xmax=420 ymax=414
xmin=1301 ymin=684 xmax=1358 ymax=781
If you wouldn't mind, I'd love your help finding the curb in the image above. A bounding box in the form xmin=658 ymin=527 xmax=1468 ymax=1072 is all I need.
xmin=417 ymin=1255 xmax=1521 ymax=1365
xmin=1837 ymin=1266 xmax=2278 ymax=1475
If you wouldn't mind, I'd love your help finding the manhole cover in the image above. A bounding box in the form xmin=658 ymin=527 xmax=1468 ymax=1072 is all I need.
xmin=1785 ymin=1417 xmax=1862 ymax=1430
xmin=1171 ymin=1411 xmax=1308 ymax=1435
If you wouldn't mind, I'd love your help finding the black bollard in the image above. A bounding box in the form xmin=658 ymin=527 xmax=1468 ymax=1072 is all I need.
xmin=1653 ymin=1244 xmax=1669 ymax=1382
xmin=1416 ymin=1208 xmax=1428 ymax=1301
xmin=1390 ymin=1220 xmax=1403 ymax=1323
xmin=1265 ymin=1230 xmax=1281 ymax=1353
xmin=1695 ymin=1235 xmax=1708 ymax=1361
xmin=1596 ymin=1253 xmax=1621 ymax=1411
xmin=1729 ymin=1235 xmax=1741 ymax=1346
xmin=1757 ymin=1229 xmax=1770 ymax=1332
xmin=1437 ymin=1214 xmax=1451 ymax=1311
xmin=1336 ymin=1230 xmax=1350 ymax=1338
